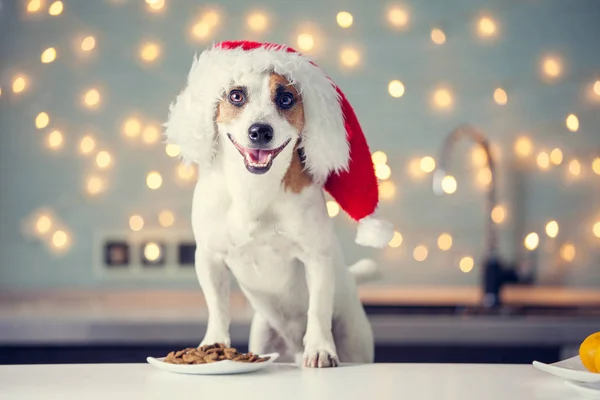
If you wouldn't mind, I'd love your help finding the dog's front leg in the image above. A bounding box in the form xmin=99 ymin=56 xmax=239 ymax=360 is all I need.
xmin=195 ymin=249 xmax=231 ymax=347
xmin=301 ymin=252 xmax=339 ymax=368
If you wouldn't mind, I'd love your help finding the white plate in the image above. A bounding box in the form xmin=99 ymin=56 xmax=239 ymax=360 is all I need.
xmin=146 ymin=352 xmax=279 ymax=375
xmin=532 ymin=356 xmax=600 ymax=383
xmin=565 ymin=381 xmax=600 ymax=399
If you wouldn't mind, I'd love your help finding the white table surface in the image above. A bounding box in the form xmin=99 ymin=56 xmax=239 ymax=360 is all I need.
xmin=0 ymin=363 xmax=578 ymax=400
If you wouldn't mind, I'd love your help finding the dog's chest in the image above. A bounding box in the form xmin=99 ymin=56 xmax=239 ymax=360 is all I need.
xmin=224 ymin=221 xmax=303 ymax=292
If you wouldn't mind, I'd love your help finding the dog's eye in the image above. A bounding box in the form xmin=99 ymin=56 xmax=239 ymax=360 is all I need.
xmin=228 ymin=90 xmax=246 ymax=105
xmin=277 ymin=93 xmax=295 ymax=109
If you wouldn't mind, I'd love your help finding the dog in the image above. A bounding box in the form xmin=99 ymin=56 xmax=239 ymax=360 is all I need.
xmin=164 ymin=41 xmax=393 ymax=368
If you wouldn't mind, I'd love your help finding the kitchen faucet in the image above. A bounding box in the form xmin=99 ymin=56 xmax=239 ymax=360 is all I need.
xmin=432 ymin=124 xmax=527 ymax=309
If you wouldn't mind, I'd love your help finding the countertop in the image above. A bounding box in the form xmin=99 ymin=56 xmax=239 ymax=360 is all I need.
xmin=0 ymin=362 xmax=576 ymax=400
xmin=1 ymin=287 xmax=599 ymax=346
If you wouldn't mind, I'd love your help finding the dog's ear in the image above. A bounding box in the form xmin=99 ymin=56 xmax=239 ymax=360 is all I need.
xmin=291 ymin=68 xmax=350 ymax=184
xmin=163 ymin=53 xmax=222 ymax=168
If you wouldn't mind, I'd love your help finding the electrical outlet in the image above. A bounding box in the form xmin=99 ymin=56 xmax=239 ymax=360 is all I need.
xmin=104 ymin=241 xmax=130 ymax=268
xmin=93 ymin=229 xmax=196 ymax=280
xmin=177 ymin=242 xmax=196 ymax=267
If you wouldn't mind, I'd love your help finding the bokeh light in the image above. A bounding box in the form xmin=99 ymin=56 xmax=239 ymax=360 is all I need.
xmin=514 ymin=136 xmax=533 ymax=157
xmin=81 ymin=36 xmax=96 ymax=52
xmin=441 ymin=175 xmax=457 ymax=194
xmin=47 ymin=130 xmax=63 ymax=149
xmin=536 ymin=151 xmax=550 ymax=170
xmin=545 ymin=221 xmax=559 ymax=238
xmin=593 ymin=222 xmax=600 ymax=238
xmin=79 ymin=136 xmax=96 ymax=155
xmin=560 ymin=243 xmax=576 ymax=262
xmin=568 ymin=159 xmax=581 ymax=176
xmin=41 ymin=47 xmax=57 ymax=63
xmin=340 ymin=47 xmax=360 ymax=68
xmin=177 ymin=164 xmax=196 ymax=181
xmin=35 ymin=215 xmax=52 ymax=235
xmin=336 ymin=11 xmax=353 ymax=28
xmin=146 ymin=171 xmax=163 ymax=189
xmin=477 ymin=16 xmax=497 ymax=38
xmin=388 ymin=231 xmax=403 ymax=248
xmin=459 ymin=256 xmax=474 ymax=273
xmin=51 ymin=230 xmax=69 ymax=250
xmin=433 ymin=87 xmax=453 ymax=109
xmin=493 ymin=88 xmax=507 ymax=105
xmin=387 ymin=6 xmax=408 ymax=28
xmin=12 ymin=75 xmax=27 ymax=93
xmin=96 ymin=151 xmax=112 ymax=169
xmin=524 ymin=232 xmax=539 ymax=251
xmin=146 ymin=0 xmax=164 ymax=11
xmin=296 ymin=33 xmax=314 ymax=51
xmin=140 ymin=42 xmax=160 ymax=63
xmin=565 ymin=113 xmax=579 ymax=132
xmin=379 ymin=181 xmax=397 ymax=200
xmin=158 ymin=210 xmax=175 ymax=227
xmin=420 ymin=156 xmax=436 ymax=173
xmin=165 ymin=144 xmax=181 ymax=158
xmin=542 ymin=56 xmax=562 ymax=79
xmin=593 ymin=158 xmax=600 ymax=175
xmin=86 ymin=176 xmax=104 ymax=196
xmin=326 ymin=201 xmax=340 ymax=218
xmin=144 ymin=242 xmax=161 ymax=261
xmin=129 ymin=215 xmax=144 ymax=231
xmin=123 ymin=117 xmax=141 ymax=138
xmin=388 ymin=80 xmax=405 ymax=98
xmin=431 ymin=28 xmax=446 ymax=45
xmin=142 ymin=124 xmax=160 ymax=144
xmin=550 ymin=148 xmax=563 ymax=165
xmin=375 ymin=164 xmax=392 ymax=180
xmin=48 ymin=1 xmax=63 ymax=16
xmin=247 ymin=11 xmax=268 ymax=32
xmin=413 ymin=245 xmax=428 ymax=262
xmin=437 ymin=233 xmax=453 ymax=251
xmin=27 ymin=0 xmax=42 ymax=13
xmin=371 ymin=151 xmax=387 ymax=165
xmin=491 ymin=205 xmax=506 ymax=224
xmin=83 ymin=88 xmax=100 ymax=108
xmin=35 ymin=112 xmax=50 ymax=129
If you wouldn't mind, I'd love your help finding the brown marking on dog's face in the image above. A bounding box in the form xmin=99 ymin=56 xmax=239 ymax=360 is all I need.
xmin=283 ymin=144 xmax=312 ymax=193
xmin=269 ymin=74 xmax=310 ymax=192
xmin=216 ymin=86 xmax=247 ymax=124
xmin=269 ymin=74 xmax=305 ymax=132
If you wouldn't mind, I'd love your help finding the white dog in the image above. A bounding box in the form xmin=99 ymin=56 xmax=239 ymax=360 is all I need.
xmin=165 ymin=41 xmax=393 ymax=368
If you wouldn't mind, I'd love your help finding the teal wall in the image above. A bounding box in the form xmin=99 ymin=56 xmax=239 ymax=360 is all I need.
xmin=1 ymin=0 xmax=599 ymax=289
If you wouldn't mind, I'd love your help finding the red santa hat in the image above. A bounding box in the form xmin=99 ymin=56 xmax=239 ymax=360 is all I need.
xmin=165 ymin=40 xmax=393 ymax=248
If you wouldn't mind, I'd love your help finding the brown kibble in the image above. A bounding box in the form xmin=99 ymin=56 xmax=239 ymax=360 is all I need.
xmin=162 ymin=343 xmax=270 ymax=365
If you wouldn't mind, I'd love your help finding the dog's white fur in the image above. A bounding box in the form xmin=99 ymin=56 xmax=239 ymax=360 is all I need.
xmin=166 ymin=49 xmax=377 ymax=368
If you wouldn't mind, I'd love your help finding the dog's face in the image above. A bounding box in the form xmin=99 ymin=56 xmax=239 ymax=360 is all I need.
xmin=216 ymin=72 xmax=304 ymax=175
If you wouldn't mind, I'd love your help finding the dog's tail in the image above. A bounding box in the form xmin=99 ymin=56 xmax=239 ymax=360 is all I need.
xmin=348 ymin=258 xmax=379 ymax=285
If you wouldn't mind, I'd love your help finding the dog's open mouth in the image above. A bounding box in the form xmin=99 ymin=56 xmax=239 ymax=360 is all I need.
xmin=227 ymin=134 xmax=291 ymax=175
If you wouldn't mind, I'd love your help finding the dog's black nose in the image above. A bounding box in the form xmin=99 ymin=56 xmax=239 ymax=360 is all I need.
xmin=248 ymin=123 xmax=273 ymax=145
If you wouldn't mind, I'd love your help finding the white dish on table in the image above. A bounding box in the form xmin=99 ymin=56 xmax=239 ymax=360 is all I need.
xmin=146 ymin=352 xmax=279 ymax=375
xmin=564 ymin=381 xmax=600 ymax=399
xmin=532 ymin=356 xmax=600 ymax=383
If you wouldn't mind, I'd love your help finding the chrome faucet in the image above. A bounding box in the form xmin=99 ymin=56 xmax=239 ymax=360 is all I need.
xmin=432 ymin=124 xmax=526 ymax=309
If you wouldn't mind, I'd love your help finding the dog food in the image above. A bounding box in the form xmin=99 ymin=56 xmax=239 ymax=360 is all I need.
xmin=163 ymin=343 xmax=271 ymax=365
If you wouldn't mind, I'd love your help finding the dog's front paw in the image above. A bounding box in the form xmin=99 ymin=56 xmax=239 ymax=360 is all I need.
xmin=199 ymin=334 xmax=231 ymax=348
xmin=302 ymin=347 xmax=339 ymax=368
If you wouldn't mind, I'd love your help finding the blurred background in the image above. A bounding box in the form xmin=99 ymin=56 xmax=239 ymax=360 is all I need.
xmin=1 ymin=0 xmax=599 ymax=365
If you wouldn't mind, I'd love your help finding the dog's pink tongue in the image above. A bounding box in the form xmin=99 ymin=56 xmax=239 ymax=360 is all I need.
xmin=248 ymin=149 xmax=271 ymax=164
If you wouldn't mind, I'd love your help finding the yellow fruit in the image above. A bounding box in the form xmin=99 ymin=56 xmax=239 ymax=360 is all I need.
xmin=579 ymin=332 xmax=600 ymax=373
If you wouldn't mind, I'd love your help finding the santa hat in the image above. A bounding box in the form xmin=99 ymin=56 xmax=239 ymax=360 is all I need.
xmin=164 ymin=40 xmax=393 ymax=248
